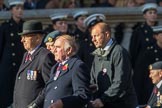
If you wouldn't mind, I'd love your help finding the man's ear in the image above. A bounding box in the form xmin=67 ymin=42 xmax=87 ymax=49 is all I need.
xmin=66 ymin=47 xmax=72 ymax=55
xmin=159 ymin=70 xmax=162 ymax=77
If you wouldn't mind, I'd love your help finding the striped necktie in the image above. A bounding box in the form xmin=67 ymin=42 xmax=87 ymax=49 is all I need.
xmin=25 ymin=53 xmax=31 ymax=63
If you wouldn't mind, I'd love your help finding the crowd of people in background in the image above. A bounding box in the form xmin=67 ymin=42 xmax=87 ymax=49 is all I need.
xmin=1 ymin=0 xmax=162 ymax=108
xmin=0 ymin=0 xmax=162 ymax=11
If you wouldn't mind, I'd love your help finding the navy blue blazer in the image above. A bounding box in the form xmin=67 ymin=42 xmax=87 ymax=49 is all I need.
xmin=43 ymin=55 xmax=90 ymax=108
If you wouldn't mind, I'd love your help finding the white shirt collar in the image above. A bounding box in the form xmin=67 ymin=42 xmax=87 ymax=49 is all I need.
xmin=103 ymin=38 xmax=113 ymax=51
xmin=28 ymin=45 xmax=40 ymax=55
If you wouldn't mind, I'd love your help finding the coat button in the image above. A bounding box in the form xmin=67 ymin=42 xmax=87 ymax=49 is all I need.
xmin=10 ymin=33 xmax=14 ymax=37
xmin=154 ymin=50 xmax=157 ymax=53
xmin=12 ymin=53 xmax=15 ymax=56
xmin=51 ymin=100 xmax=54 ymax=103
xmin=145 ymin=38 xmax=149 ymax=41
xmin=18 ymin=76 xmax=21 ymax=79
xmin=155 ymin=58 xmax=159 ymax=61
xmin=54 ymin=86 xmax=57 ymax=89
xmin=12 ymin=62 xmax=16 ymax=66
xmin=11 ymin=43 xmax=15 ymax=46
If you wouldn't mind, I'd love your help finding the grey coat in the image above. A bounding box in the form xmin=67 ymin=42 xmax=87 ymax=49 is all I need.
xmin=90 ymin=40 xmax=138 ymax=108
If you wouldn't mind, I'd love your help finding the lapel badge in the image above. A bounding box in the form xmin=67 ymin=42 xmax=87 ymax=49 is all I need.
xmin=62 ymin=64 xmax=68 ymax=71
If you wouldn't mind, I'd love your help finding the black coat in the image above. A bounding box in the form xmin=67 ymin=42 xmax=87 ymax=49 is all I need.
xmin=0 ymin=18 xmax=25 ymax=108
xmin=133 ymin=43 xmax=162 ymax=105
xmin=43 ymin=56 xmax=90 ymax=108
xmin=13 ymin=47 xmax=55 ymax=108
xmin=73 ymin=28 xmax=95 ymax=69
xmin=129 ymin=22 xmax=156 ymax=68
xmin=91 ymin=40 xmax=138 ymax=108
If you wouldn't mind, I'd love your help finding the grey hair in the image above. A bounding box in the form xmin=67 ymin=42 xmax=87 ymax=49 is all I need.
xmin=56 ymin=35 xmax=79 ymax=57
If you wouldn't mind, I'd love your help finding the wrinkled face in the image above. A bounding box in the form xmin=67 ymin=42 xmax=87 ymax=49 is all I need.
xmin=144 ymin=10 xmax=157 ymax=23
xmin=11 ymin=5 xmax=24 ymax=19
xmin=45 ymin=42 xmax=55 ymax=52
xmin=53 ymin=20 xmax=68 ymax=34
xmin=21 ymin=34 xmax=40 ymax=51
xmin=149 ymin=70 xmax=162 ymax=84
xmin=53 ymin=38 xmax=67 ymax=62
xmin=91 ymin=26 xmax=110 ymax=48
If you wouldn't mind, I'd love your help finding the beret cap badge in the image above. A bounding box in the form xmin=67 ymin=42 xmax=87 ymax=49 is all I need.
xmin=149 ymin=65 xmax=152 ymax=70
xmin=48 ymin=37 xmax=53 ymax=42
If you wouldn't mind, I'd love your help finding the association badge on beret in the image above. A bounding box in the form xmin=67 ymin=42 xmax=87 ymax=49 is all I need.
xmin=48 ymin=37 xmax=53 ymax=42
xmin=149 ymin=65 xmax=152 ymax=70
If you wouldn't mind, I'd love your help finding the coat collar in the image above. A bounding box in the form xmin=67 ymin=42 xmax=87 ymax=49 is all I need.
xmin=92 ymin=39 xmax=117 ymax=57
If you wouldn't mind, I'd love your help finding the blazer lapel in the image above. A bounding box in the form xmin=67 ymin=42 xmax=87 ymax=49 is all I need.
xmin=46 ymin=63 xmax=59 ymax=84
xmin=58 ymin=56 xmax=78 ymax=79
xmin=148 ymin=86 xmax=159 ymax=106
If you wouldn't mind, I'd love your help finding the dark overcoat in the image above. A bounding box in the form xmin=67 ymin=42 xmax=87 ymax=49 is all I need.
xmin=0 ymin=18 xmax=25 ymax=107
xmin=43 ymin=56 xmax=90 ymax=108
xmin=129 ymin=22 xmax=156 ymax=68
xmin=73 ymin=29 xmax=95 ymax=69
xmin=13 ymin=47 xmax=55 ymax=108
